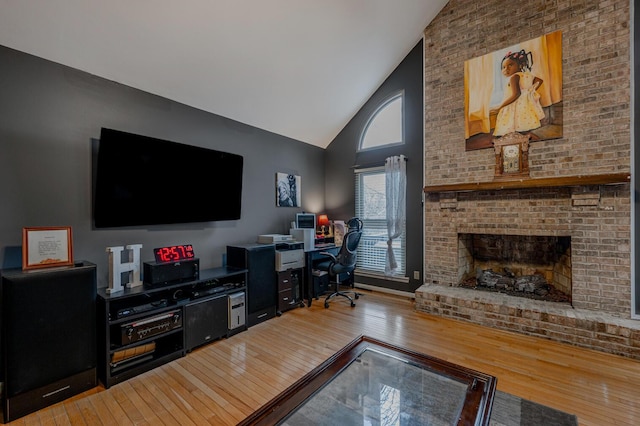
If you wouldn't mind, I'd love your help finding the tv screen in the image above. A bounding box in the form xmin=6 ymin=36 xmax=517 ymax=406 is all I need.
xmin=94 ymin=128 xmax=243 ymax=228
xmin=296 ymin=213 xmax=316 ymax=229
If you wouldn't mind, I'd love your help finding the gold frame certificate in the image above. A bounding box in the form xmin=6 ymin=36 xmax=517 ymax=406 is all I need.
xmin=22 ymin=226 xmax=74 ymax=270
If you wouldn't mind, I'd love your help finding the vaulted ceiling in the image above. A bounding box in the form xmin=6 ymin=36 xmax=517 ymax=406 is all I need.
xmin=0 ymin=1 xmax=448 ymax=148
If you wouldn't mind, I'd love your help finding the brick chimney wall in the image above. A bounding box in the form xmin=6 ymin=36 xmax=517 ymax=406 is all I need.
xmin=421 ymin=0 xmax=631 ymax=319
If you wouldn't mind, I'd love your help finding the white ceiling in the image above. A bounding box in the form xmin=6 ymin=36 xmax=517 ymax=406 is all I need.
xmin=0 ymin=1 xmax=447 ymax=148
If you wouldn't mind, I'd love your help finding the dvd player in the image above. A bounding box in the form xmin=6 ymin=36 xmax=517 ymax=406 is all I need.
xmin=115 ymin=299 xmax=168 ymax=319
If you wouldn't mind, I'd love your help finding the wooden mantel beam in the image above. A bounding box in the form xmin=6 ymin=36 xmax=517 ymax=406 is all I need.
xmin=423 ymin=173 xmax=630 ymax=193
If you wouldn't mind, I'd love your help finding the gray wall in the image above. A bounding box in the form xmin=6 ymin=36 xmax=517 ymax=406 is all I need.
xmin=0 ymin=45 xmax=325 ymax=287
xmin=324 ymin=40 xmax=424 ymax=293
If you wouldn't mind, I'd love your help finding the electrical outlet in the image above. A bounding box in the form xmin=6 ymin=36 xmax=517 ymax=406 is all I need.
xmin=413 ymin=270 xmax=420 ymax=280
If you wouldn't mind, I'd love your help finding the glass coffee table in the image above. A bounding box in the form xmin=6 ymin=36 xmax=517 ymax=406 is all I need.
xmin=240 ymin=335 xmax=496 ymax=426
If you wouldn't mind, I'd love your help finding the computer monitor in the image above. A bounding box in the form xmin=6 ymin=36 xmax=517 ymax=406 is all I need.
xmin=295 ymin=213 xmax=316 ymax=229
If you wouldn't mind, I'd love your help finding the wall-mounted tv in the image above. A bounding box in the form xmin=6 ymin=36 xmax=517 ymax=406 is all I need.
xmin=94 ymin=128 xmax=243 ymax=228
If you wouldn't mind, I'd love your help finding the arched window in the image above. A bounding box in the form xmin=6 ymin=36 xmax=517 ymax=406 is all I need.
xmin=354 ymin=92 xmax=406 ymax=277
xmin=359 ymin=92 xmax=404 ymax=151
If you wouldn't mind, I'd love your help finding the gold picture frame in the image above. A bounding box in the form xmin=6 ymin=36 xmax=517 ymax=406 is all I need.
xmin=22 ymin=226 xmax=74 ymax=271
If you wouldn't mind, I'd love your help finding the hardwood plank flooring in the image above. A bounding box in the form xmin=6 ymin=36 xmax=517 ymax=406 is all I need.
xmin=7 ymin=290 xmax=640 ymax=425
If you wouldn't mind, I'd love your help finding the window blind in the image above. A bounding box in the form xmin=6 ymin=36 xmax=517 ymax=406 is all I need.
xmin=354 ymin=168 xmax=406 ymax=275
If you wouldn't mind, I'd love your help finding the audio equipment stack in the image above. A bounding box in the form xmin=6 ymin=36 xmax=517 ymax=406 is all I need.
xmin=97 ymin=265 xmax=248 ymax=388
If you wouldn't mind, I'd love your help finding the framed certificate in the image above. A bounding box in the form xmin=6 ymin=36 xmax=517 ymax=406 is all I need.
xmin=22 ymin=226 xmax=74 ymax=270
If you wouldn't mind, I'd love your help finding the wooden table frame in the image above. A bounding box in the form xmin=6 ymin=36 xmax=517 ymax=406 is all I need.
xmin=239 ymin=335 xmax=496 ymax=426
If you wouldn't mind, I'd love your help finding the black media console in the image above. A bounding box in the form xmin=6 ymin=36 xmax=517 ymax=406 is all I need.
xmin=97 ymin=266 xmax=247 ymax=388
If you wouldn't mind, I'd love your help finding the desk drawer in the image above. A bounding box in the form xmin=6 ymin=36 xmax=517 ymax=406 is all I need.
xmin=277 ymin=269 xmax=302 ymax=292
xmin=278 ymin=276 xmax=293 ymax=292
xmin=278 ymin=288 xmax=296 ymax=312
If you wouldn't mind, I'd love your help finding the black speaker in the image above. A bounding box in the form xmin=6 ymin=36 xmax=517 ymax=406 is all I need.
xmin=184 ymin=295 xmax=228 ymax=351
xmin=226 ymin=244 xmax=276 ymax=326
xmin=143 ymin=258 xmax=199 ymax=286
xmin=1 ymin=262 xmax=97 ymax=422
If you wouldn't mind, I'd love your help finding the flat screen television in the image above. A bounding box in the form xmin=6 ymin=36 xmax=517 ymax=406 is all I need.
xmin=94 ymin=128 xmax=243 ymax=228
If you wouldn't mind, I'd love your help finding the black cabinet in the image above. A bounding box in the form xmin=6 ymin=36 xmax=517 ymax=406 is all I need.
xmin=227 ymin=244 xmax=277 ymax=326
xmin=1 ymin=262 xmax=97 ymax=423
xmin=277 ymin=268 xmax=304 ymax=314
xmin=304 ymin=245 xmax=343 ymax=304
xmin=313 ymin=270 xmax=330 ymax=296
xmin=97 ymin=266 xmax=246 ymax=388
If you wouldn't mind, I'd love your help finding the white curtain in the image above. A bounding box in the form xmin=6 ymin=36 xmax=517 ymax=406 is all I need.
xmin=384 ymin=155 xmax=406 ymax=275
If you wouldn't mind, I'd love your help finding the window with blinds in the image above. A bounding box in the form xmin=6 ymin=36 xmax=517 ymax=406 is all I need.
xmin=354 ymin=168 xmax=406 ymax=275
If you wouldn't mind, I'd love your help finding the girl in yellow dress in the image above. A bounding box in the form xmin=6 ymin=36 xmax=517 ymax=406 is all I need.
xmin=491 ymin=49 xmax=545 ymax=138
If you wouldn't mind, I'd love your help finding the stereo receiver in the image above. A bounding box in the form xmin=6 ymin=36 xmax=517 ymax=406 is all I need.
xmin=120 ymin=309 xmax=182 ymax=345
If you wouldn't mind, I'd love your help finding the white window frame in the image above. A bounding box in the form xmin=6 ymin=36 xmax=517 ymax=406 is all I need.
xmin=354 ymin=167 xmax=406 ymax=276
xmin=358 ymin=91 xmax=405 ymax=152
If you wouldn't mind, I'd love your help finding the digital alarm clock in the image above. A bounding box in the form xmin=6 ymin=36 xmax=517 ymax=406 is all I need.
xmin=153 ymin=244 xmax=195 ymax=264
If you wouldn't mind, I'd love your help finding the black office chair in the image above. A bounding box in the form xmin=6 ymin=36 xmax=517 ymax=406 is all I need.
xmin=316 ymin=217 xmax=363 ymax=308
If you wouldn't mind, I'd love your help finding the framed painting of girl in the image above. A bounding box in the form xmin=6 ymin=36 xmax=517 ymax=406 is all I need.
xmin=464 ymin=31 xmax=563 ymax=151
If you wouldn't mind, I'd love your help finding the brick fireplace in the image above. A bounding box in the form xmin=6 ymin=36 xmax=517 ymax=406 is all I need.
xmin=416 ymin=183 xmax=637 ymax=359
xmin=417 ymin=0 xmax=633 ymax=359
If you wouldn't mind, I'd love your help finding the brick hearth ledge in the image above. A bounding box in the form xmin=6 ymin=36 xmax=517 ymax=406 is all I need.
xmin=415 ymin=284 xmax=640 ymax=360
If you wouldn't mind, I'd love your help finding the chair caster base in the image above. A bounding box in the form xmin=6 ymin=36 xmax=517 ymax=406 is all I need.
xmin=324 ymin=292 xmax=357 ymax=308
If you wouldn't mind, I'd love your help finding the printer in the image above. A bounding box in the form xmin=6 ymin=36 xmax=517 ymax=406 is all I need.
xmin=275 ymin=241 xmax=304 ymax=271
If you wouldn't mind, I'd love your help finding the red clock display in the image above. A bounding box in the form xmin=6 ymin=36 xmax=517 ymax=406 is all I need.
xmin=153 ymin=245 xmax=195 ymax=263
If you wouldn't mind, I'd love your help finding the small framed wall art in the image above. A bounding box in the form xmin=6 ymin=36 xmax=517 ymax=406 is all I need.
xmin=276 ymin=173 xmax=301 ymax=207
xmin=22 ymin=226 xmax=74 ymax=270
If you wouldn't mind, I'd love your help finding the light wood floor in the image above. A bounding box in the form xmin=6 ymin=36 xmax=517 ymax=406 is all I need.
xmin=8 ymin=290 xmax=640 ymax=425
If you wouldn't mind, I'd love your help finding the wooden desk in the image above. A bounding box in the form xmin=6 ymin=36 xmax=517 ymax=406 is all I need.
xmin=303 ymin=245 xmax=340 ymax=307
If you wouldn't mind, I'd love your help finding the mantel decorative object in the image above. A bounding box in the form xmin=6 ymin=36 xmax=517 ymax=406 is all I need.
xmin=493 ymin=132 xmax=530 ymax=180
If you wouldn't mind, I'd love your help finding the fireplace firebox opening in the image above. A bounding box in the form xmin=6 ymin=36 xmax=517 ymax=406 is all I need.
xmin=457 ymin=233 xmax=571 ymax=303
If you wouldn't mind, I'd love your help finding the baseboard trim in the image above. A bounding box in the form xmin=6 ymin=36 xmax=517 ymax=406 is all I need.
xmin=354 ymin=283 xmax=415 ymax=299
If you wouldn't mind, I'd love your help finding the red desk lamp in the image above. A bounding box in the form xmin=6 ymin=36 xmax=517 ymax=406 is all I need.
xmin=317 ymin=214 xmax=330 ymax=236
